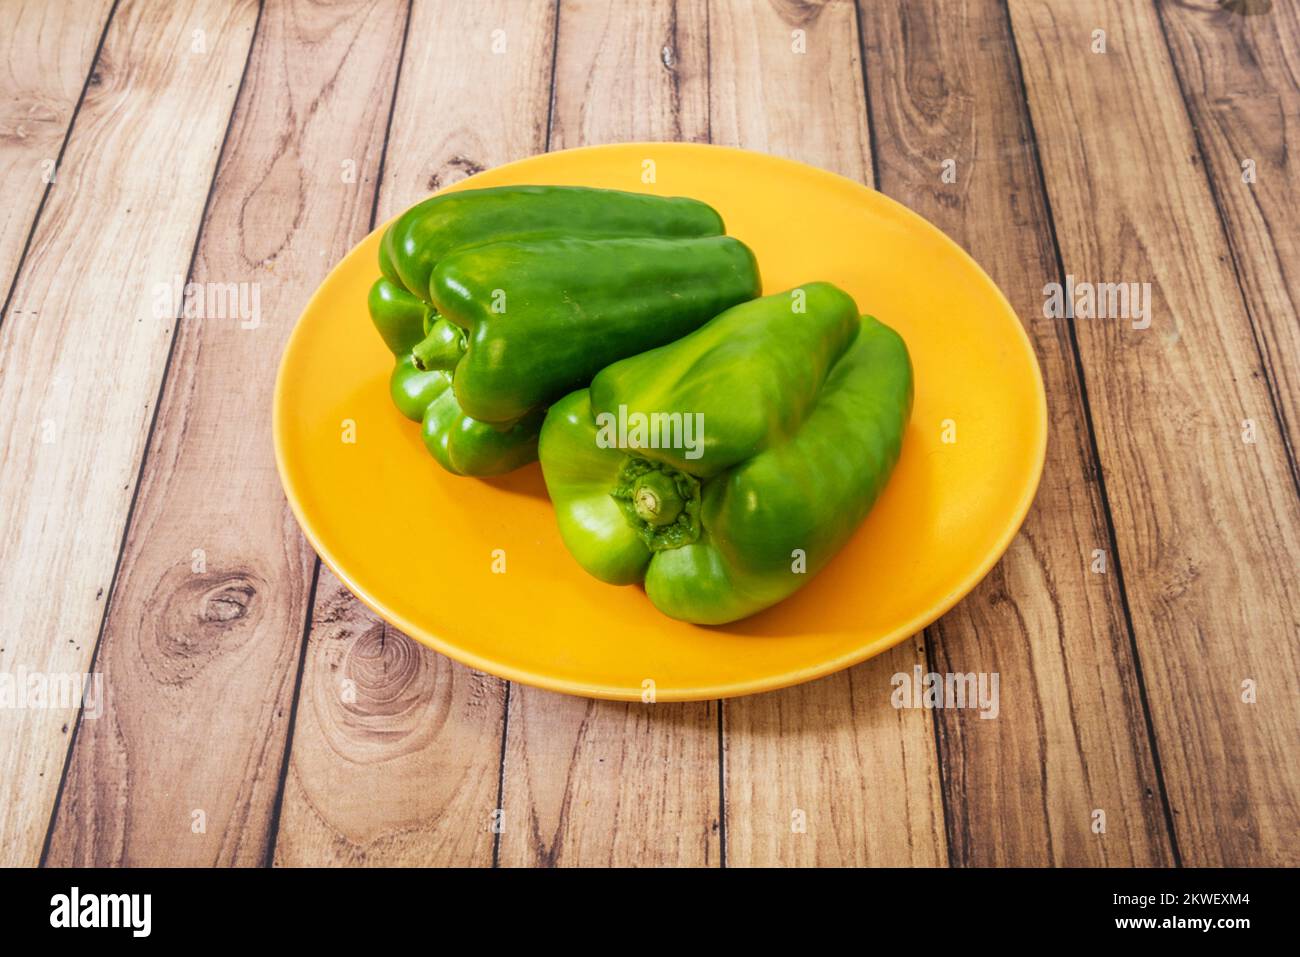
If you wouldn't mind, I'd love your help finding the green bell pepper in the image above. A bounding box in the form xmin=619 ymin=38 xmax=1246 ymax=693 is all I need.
xmin=381 ymin=184 xmax=727 ymax=298
xmin=368 ymin=185 xmax=759 ymax=475
xmin=539 ymin=283 xmax=913 ymax=624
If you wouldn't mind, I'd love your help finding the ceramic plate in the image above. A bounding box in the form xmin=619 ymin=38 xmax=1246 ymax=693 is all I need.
xmin=273 ymin=143 xmax=1047 ymax=701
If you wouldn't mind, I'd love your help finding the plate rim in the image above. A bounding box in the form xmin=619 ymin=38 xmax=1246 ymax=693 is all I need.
xmin=273 ymin=141 xmax=1049 ymax=702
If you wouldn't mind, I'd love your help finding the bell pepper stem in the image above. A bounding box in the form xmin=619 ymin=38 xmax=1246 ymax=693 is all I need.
xmin=632 ymin=471 xmax=685 ymax=526
xmin=611 ymin=457 xmax=701 ymax=551
xmin=412 ymin=322 xmax=464 ymax=372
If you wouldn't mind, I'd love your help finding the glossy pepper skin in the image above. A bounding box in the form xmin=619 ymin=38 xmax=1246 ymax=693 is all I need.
xmin=539 ymin=283 xmax=913 ymax=624
xmin=368 ymin=185 xmax=758 ymax=475
xmin=381 ymin=184 xmax=726 ymax=297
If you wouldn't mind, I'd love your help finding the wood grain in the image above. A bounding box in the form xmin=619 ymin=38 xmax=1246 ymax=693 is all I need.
xmin=44 ymin=0 xmax=405 ymax=867
xmin=0 ymin=0 xmax=257 ymax=868
xmin=497 ymin=0 xmax=722 ymax=869
xmin=0 ymin=0 xmax=114 ymax=311
xmin=1157 ymin=0 xmax=1300 ymax=477
xmin=273 ymin=569 xmax=507 ymax=866
xmin=272 ymin=0 xmax=558 ymax=867
xmin=549 ymin=0 xmax=709 ymax=150
xmin=708 ymin=0 xmax=874 ymax=180
xmin=502 ymin=696 xmax=722 ymax=866
xmin=858 ymin=0 xmax=1172 ymax=866
xmin=1009 ymin=0 xmax=1300 ymax=865
xmin=710 ymin=0 xmax=945 ymax=867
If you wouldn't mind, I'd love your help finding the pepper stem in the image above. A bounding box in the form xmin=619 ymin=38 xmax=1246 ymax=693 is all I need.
xmin=412 ymin=320 xmax=465 ymax=371
xmin=611 ymin=457 xmax=701 ymax=551
xmin=632 ymin=471 xmax=685 ymax=526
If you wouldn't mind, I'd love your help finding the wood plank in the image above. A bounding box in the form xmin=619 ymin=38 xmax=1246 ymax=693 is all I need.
xmin=709 ymin=0 xmax=946 ymax=867
xmin=0 ymin=0 xmax=257 ymax=868
xmin=273 ymin=569 xmax=508 ymax=866
xmin=43 ymin=0 xmax=405 ymax=866
xmin=502 ymin=695 xmax=722 ymax=866
xmin=708 ymin=0 xmax=873 ymax=181
xmin=548 ymin=0 xmax=709 ymax=151
xmin=1158 ymin=0 xmax=1300 ymax=476
xmin=1009 ymin=0 xmax=1300 ymax=865
xmin=272 ymin=0 xmax=558 ymax=867
xmin=497 ymin=0 xmax=722 ymax=869
xmin=0 ymin=0 xmax=114 ymax=310
xmin=857 ymin=0 xmax=1172 ymax=866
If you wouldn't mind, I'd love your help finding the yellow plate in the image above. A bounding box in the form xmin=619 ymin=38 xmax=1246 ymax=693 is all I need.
xmin=274 ymin=143 xmax=1046 ymax=702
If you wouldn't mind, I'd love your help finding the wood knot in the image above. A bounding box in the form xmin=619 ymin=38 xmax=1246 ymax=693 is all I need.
xmin=1218 ymin=0 xmax=1273 ymax=16
xmin=201 ymin=580 xmax=255 ymax=622
xmin=427 ymin=155 xmax=486 ymax=191
xmin=147 ymin=570 xmax=263 ymax=685
xmin=344 ymin=623 xmax=423 ymax=717
xmin=773 ymin=0 xmax=825 ymax=27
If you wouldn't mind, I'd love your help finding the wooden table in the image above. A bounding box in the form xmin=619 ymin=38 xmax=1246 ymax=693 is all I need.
xmin=1 ymin=0 xmax=1296 ymax=868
